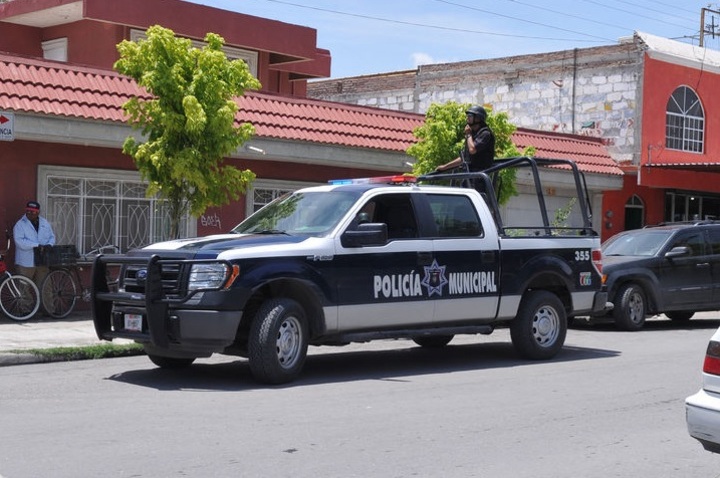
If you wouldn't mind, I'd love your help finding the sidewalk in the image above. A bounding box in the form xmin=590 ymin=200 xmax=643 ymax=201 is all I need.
xmin=0 ymin=309 xmax=110 ymax=366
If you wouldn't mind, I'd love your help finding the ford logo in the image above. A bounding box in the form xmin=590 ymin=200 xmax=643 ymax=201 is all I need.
xmin=136 ymin=269 xmax=148 ymax=281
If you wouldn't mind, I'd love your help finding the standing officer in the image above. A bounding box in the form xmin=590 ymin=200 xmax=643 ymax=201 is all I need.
xmin=436 ymin=105 xmax=496 ymax=173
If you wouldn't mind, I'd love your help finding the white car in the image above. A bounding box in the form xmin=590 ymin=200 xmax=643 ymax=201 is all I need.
xmin=686 ymin=326 xmax=720 ymax=453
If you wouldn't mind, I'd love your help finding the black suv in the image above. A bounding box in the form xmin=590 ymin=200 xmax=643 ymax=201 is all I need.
xmin=593 ymin=222 xmax=720 ymax=330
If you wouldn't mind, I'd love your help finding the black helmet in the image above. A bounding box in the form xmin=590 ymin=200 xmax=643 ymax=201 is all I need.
xmin=466 ymin=105 xmax=487 ymax=122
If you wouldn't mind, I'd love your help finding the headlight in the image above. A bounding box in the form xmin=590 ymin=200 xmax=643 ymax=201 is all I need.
xmin=188 ymin=263 xmax=230 ymax=291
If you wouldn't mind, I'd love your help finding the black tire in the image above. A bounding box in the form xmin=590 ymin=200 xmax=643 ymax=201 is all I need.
xmin=413 ymin=335 xmax=454 ymax=348
xmin=510 ymin=290 xmax=566 ymax=360
xmin=248 ymin=298 xmax=309 ymax=385
xmin=613 ymin=283 xmax=646 ymax=331
xmin=0 ymin=275 xmax=40 ymax=321
xmin=41 ymin=269 xmax=77 ymax=319
xmin=665 ymin=311 xmax=694 ymax=322
xmin=147 ymin=354 xmax=195 ymax=369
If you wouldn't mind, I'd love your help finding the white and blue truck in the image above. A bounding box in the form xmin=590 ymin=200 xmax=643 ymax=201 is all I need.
xmin=92 ymin=157 xmax=607 ymax=384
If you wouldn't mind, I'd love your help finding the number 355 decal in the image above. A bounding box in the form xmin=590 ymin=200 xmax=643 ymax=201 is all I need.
xmin=575 ymin=250 xmax=590 ymax=261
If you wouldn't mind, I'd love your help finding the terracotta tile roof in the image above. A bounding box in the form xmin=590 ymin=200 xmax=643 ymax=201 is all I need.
xmin=235 ymin=93 xmax=424 ymax=151
xmin=0 ymin=52 xmax=623 ymax=175
xmin=513 ymin=128 xmax=623 ymax=175
xmin=0 ymin=52 xmax=424 ymax=152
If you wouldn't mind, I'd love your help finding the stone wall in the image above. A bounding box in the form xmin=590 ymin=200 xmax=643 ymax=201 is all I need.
xmin=308 ymin=41 xmax=643 ymax=164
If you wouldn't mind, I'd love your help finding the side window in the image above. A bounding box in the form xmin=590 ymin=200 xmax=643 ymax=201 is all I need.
xmin=372 ymin=194 xmax=418 ymax=239
xmin=670 ymin=232 xmax=705 ymax=256
xmin=709 ymin=229 xmax=720 ymax=255
xmin=427 ymin=195 xmax=483 ymax=238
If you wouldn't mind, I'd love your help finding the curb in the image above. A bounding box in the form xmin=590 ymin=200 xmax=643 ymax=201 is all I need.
xmin=0 ymin=352 xmax=47 ymax=366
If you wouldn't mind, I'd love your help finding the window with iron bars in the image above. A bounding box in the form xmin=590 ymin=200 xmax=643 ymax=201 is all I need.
xmin=247 ymin=180 xmax=318 ymax=216
xmin=38 ymin=166 xmax=195 ymax=254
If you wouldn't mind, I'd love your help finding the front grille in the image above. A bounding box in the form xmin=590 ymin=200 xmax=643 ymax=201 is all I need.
xmin=123 ymin=262 xmax=184 ymax=296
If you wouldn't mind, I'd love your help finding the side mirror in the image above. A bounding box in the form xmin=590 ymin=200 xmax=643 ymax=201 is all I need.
xmin=341 ymin=223 xmax=388 ymax=248
xmin=665 ymin=246 xmax=690 ymax=258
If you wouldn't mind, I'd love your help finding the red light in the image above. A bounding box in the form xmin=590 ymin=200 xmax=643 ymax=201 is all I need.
xmin=592 ymin=248 xmax=602 ymax=275
xmin=703 ymin=341 xmax=720 ymax=376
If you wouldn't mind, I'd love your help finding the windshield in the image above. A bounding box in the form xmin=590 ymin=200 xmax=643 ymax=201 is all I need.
xmin=232 ymin=190 xmax=363 ymax=237
xmin=602 ymin=230 xmax=672 ymax=256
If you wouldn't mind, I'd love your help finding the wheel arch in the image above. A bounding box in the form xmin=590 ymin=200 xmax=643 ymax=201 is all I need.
xmin=607 ymin=272 xmax=660 ymax=314
xmin=525 ymin=271 xmax=572 ymax=314
xmin=239 ymin=278 xmax=327 ymax=345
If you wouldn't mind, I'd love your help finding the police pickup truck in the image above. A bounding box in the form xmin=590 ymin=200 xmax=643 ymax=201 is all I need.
xmin=92 ymin=156 xmax=607 ymax=384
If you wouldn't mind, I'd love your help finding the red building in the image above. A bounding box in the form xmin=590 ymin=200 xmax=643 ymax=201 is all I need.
xmin=0 ymin=0 xmax=620 ymax=261
xmin=0 ymin=0 xmax=426 ymax=257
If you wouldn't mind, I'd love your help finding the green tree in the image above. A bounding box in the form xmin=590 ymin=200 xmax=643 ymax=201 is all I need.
xmin=114 ymin=25 xmax=260 ymax=239
xmin=407 ymin=101 xmax=534 ymax=205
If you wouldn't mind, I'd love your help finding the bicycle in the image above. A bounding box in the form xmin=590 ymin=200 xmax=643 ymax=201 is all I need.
xmin=40 ymin=245 xmax=120 ymax=319
xmin=0 ymin=236 xmax=41 ymax=321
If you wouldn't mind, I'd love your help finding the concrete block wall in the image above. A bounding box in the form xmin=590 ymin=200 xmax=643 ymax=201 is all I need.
xmin=308 ymin=41 xmax=643 ymax=165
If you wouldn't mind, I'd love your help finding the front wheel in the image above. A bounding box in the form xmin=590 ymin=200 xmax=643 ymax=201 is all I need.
xmin=41 ymin=269 xmax=77 ymax=318
xmin=0 ymin=275 xmax=40 ymax=321
xmin=613 ymin=283 xmax=646 ymax=331
xmin=510 ymin=290 xmax=567 ymax=360
xmin=248 ymin=298 xmax=309 ymax=385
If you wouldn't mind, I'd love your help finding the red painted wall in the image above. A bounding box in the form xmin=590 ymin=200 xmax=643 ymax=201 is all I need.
xmin=640 ymin=54 xmax=720 ymax=192
xmin=0 ymin=23 xmax=42 ymax=57
xmin=601 ymin=174 xmax=665 ymax=242
xmin=0 ymin=141 xmax=135 ymax=231
xmin=44 ymin=20 xmax=126 ymax=70
xmin=2 ymin=140 xmax=396 ymax=244
xmin=0 ymin=0 xmax=330 ymax=96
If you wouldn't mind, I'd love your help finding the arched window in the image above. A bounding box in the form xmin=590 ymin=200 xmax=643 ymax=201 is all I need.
xmin=666 ymin=86 xmax=704 ymax=153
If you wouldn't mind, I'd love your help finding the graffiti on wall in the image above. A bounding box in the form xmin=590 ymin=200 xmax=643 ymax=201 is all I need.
xmin=200 ymin=212 xmax=222 ymax=229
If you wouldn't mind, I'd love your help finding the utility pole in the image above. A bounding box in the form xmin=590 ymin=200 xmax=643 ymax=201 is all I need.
xmin=700 ymin=7 xmax=720 ymax=47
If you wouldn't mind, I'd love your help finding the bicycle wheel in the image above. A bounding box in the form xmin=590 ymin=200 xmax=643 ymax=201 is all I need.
xmin=0 ymin=275 xmax=40 ymax=321
xmin=41 ymin=269 xmax=77 ymax=319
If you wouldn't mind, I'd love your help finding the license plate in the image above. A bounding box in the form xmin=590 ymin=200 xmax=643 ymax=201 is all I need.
xmin=124 ymin=314 xmax=143 ymax=332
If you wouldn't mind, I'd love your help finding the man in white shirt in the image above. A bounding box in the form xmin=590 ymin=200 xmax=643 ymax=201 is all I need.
xmin=14 ymin=201 xmax=56 ymax=292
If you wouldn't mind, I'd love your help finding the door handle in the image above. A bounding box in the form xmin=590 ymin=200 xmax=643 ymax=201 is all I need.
xmin=417 ymin=251 xmax=433 ymax=266
xmin=697 ymin=262 xmax=710 ymax=268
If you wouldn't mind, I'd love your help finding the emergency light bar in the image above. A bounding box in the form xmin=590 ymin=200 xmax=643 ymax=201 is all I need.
xmin=328 ymin=174 xmax=416 ymax=185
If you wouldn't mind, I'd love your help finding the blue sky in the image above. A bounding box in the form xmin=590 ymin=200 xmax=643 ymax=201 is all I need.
xmin=186 ymin=0 xmax=709 ymax=78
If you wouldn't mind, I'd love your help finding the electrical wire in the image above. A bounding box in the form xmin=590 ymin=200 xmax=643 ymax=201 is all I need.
xmin=433 ymin=0 xmax=614 ymax=41
xmin=258 ymin=0 xmax=612 ymax=43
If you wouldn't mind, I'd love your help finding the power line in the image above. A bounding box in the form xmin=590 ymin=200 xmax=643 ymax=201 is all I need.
xmin=499 ymin=0 xmax=641 ymax=32
xmin=614 ymin=0 xmax=697 ymax=17
xmin=433 ymin=0 xmax=615 ymax=42
xmin=577 ymin=0 xmax=697 ymax=30
xmin=258 ymin=0 xmax=611 ymax=43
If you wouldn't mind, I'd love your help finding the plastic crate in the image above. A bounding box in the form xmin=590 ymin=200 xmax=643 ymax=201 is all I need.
xmin=34 ymin=245 xmax=79 ymax=267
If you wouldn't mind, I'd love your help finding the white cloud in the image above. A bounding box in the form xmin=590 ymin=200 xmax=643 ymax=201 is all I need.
xmin=411 ymin=52 xmax=436 ymax=67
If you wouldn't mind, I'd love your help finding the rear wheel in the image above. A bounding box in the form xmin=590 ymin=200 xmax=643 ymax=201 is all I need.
xmin=413 ymin=335 xmax=454 ymax=348
xmin=613 ymin=283 xmax=646 ymax=331
xmin=510 ymin=290 xmax=566 ymax=360
xmin=41 ymin=269 xmax=77 ymax=319
xmin=665 ymin=311 xmax=694 ymax=322
xmin=0 ymin=275 xmax=40 ymax=321
xmin=248 ymin=298 xmax=308 ymax=385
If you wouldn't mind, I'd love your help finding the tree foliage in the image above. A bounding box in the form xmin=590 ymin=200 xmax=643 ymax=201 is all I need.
xmin=114 ymin=25 xmax=261 ymax=238
xmin=407 ymin=101 xmax=535 ymax=205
